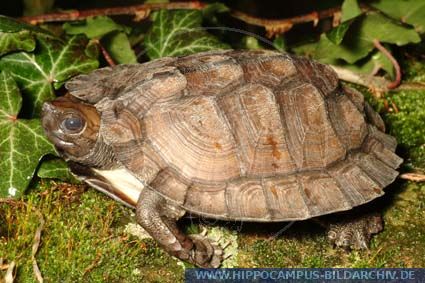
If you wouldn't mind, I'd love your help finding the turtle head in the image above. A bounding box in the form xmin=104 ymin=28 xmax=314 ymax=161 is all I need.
xmin=41 ymin=94 xmax=101 ymax=161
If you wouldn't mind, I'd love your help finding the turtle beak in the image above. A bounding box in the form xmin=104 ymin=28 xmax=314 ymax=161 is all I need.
xmin=41 ymin=102 xmax=57 ymax=133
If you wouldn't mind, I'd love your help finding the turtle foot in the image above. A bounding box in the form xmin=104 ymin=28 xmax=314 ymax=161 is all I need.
xmin=327 ymin=213 xmax=383 ymax=250
xmin=188 ymin=233 xmax=223 ymax=268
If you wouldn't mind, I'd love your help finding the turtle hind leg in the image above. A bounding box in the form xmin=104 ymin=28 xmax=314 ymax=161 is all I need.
xmin=327 ymin=212 xmax=383 ymax=250
xmin=136 ymin=187 xmax=223 ymax=267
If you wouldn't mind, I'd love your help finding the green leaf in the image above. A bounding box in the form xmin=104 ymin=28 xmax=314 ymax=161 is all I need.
xmin=315 ymin=12 xmax=421 ymax=64
xmin=0 ymin=15 xmax=54 ymax=56
xmin=0 ymin=15 xmax=54 ymax=35
xmin=103 ymin=31 xmax=137 ymax=64
xmin=63 ymin=16 xmax=129 ymax=39
xmin=0 ymin=71 xmax=55 ymax=198
xmin=326 ymin=20 xmax=353 ymax=45
xmin=37 ymin=158 xmax=77 ymax=182
xmin=371 ymin=0 xmax=425 ymax=33
xmin=0 ymin=35 xmax=99 ymax=117
xmin=0 ymin=30 xmax=35 ymax=57
xmin=315 ymin=33 xmax=371 ymax=64
xmin=144 ymin=10 xmax=229 ymax=59
xmin=240 ymin=36 xmax=262 ymax=50
xmin=338 ymin=50 xmax=395 ymax=79
xmin=341 ymin=0 xmax=362 ymax=22
xmin=273 ymin=35 xmax=287 ymax=52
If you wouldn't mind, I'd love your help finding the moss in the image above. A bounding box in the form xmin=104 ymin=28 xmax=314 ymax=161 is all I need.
xmin=236 ymin=182 xmax=425 ymax=268
xmin=0 ymin=181 xmax=183 ymax=283
xmin=385 ymin=90 xmax=425 ymax=168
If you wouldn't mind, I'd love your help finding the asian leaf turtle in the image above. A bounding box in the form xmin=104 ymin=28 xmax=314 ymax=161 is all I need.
xmin=41 ymin=50 xmax=402 ymax=267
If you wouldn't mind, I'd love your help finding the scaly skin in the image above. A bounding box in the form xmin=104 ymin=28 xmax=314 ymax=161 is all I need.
xmin=136 ymin=187 xmax=223 ymax=267
xmin=327 ymin=213 xmax=383 ymax=250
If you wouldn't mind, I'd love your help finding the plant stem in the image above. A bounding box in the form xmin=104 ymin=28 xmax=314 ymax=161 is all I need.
xmin=373 ymin=39 xmax=402 ymax=89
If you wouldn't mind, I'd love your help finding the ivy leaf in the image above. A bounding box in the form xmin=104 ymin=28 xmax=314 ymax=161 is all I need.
xmin=144 ymin=10 xmax=229 ymax=59
xmin=326 ymin=20 xmax=353 ymax=45
xmin=0 ymin=15 xmax=52 ymax=56
xmin=315 ymin=12 xmax=420 ymax=64
xmin=341 ymin=0 xmax=362 ymax=22
xmin=63 ymin=16 xmax=129 ymax=39
xmin=0 ymin=35 xmax=99 ymax=117
xmin=103 ymin=31 xmax=137 ymax=64
xmin=371 ymin=0 xmax=425 ymax=33
xmin=0 ymin=71 xmax=55 ymax=198
xmin=326 ymin=0 xmax=362 ymax=45
xmin=336 ymin=50 xmax=395 ymax=79
xmin=315 ymin=33 xmax=370 ymax=64
xmin=273 ymin=35 xmax=287 ymax=52
xmin=0 ymin=30 xmax=35 ymax=57
xmin=37 ymin=158 xmax=77 ymax=182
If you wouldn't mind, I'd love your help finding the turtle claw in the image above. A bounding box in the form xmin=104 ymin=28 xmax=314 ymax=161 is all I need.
xmin=222 ymin=241 xmax=231 ymax=249
xmin=188 ymin=234 xmax=223 ymax=268
xmin=199 ymin=227 xmax=208 ymax=237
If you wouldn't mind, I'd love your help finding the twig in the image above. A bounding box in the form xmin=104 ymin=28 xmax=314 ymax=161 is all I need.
xmin=330 ymin=65 xmax=389 ymax=97
xmin=400 ymin=173 xmax=425 ymax=182
xmin=396 ymin=81 xmax=425 ymax=91
xmin=4 ymin=261 xmax=16 ymax=283
xmin=332 ymin=65 xmax=425 ymax=95
xmin=20 ymin=1 xmax=358 ymax=39
xmin=20 ymin=2 xmax=205 ymax=24
xmin=31 ymin=209 xmax=45 ymax=283
xmin=373 ymin=39 xmax=402 ymax=89
xmin=82 ymin=251 xmax=103 ymax=277
xmin=0 ymin=199 xmax=45 ymax=283
xmin=231 ymin=8 xmax=340 ymax=38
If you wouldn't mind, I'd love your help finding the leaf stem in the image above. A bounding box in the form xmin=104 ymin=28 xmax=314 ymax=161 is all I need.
xmin=93 ymin=40 xmax=116 ymax=67
xmin=373 ymin=39 xmax=402 ymax=89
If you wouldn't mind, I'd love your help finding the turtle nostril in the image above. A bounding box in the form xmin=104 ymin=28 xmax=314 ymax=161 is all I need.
xmin=42 ymin=102 xmax=54 ymax=115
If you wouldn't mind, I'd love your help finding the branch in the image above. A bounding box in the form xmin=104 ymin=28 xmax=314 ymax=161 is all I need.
xmin=20 ymin=1 xmax=356 ymax=40
xmin=20 ymin=1 xmax=205 ymax=24
xmin=331 ymin=65 xmax=425 ymax=98
xmin=231 ymin=8 xmax=340 ymax=38
xmin=400 ymin=173 xmax=425 ymax=182
xmin=330 ymin=65 xmax=389 ymax=97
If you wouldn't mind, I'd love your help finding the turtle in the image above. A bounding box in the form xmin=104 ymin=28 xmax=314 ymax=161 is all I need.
xmin=41 ymin=49 xmax=403 ymax=267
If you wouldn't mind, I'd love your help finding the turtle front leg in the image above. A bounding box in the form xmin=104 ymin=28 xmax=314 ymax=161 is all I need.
xmin=327 ymin=213 xmax=383 ymax=250
xmin=136 ymin=187 xmax=223 ymax=267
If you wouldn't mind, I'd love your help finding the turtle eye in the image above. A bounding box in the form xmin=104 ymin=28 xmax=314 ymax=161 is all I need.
xmin=61 ymin=115 xmax=85 ymax=133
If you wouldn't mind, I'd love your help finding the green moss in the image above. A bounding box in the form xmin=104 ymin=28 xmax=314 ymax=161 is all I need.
xmin=385 ymin=90 xmax=425 ymax=168
xmin=0 ymin=181 xmax=183 ymax=283
xmin=236 ymin=182 xmax=425 ymax=268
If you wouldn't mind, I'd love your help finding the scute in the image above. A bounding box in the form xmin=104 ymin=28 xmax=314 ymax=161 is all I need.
xmin=66 ymin=49 xmax=402 ymax=221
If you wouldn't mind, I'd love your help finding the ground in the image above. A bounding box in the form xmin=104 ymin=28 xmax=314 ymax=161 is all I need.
xmin=1 ymin=56 xmax=424 ymax=282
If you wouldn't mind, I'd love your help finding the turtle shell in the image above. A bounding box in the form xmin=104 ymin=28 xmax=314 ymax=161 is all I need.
xmin=66 ymin=49 xmax=402 ymax=221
